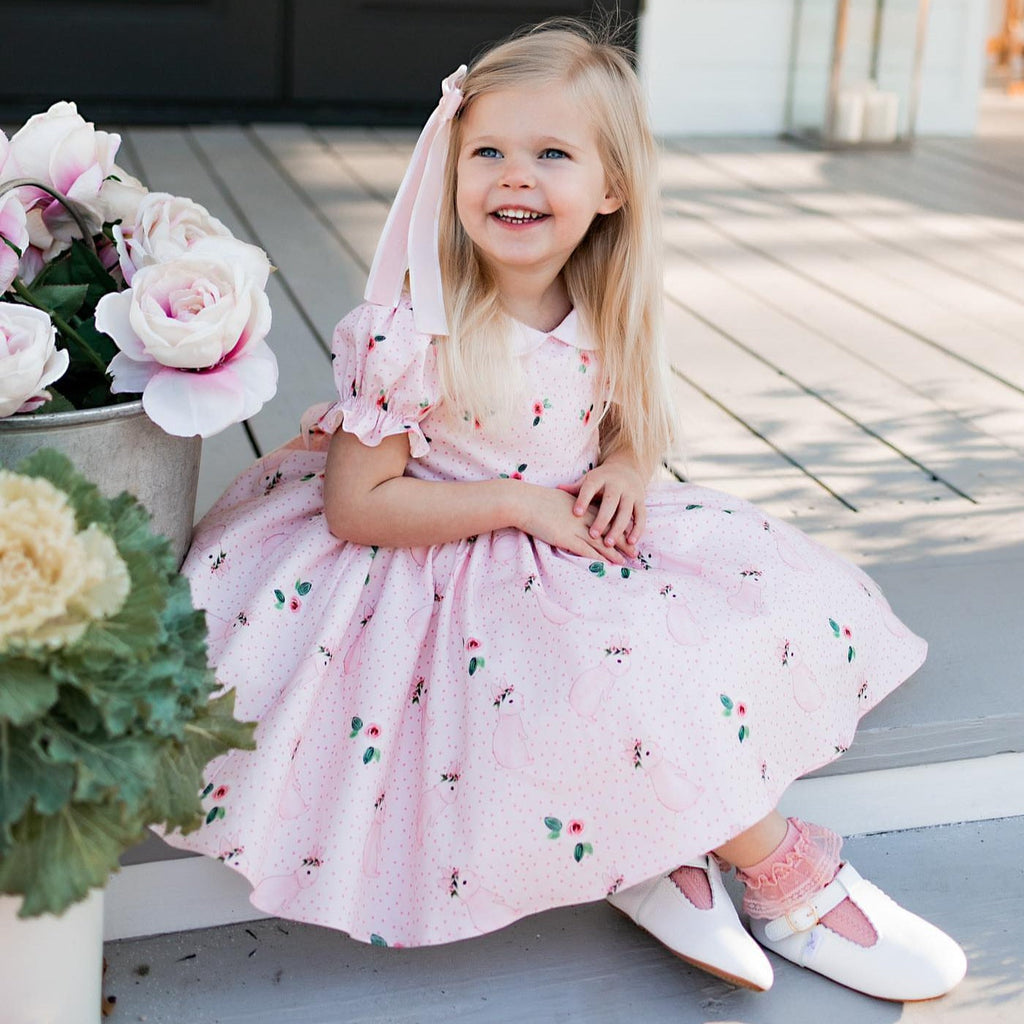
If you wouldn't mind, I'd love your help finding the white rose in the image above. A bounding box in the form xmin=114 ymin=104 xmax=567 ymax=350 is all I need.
xmin=7 ymin=101 xmax=120 ymax=253
xmin=98 ymin=238 xmax=271 ymax=370
xmin=0 ymin=471 xmax=130 ymax=651
xmin=114 ymin=192 xmax=233 ymax=282
xmin=0 ymin=190 xmax=30 ymax=293
xmin=98 ymin=165 xmax=149 ymax=231
xmin=0 ymin=304 xmax=69 ymax=416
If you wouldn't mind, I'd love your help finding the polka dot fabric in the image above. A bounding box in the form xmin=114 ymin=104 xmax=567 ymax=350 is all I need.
xmin=161 ymin=299 xmax=927 ymax=948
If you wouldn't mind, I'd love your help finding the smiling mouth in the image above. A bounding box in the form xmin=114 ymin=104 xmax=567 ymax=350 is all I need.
xmin=492 ymin=209 xmax=548 ymax=224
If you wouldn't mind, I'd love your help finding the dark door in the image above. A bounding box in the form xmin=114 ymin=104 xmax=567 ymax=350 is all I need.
xmin=0 ymin=1 xmax=636 ymax=122
xmin=0 ymin=0 xmax=284 ymax=117
xmin=291 ymin=1 xmax=639 ymax=118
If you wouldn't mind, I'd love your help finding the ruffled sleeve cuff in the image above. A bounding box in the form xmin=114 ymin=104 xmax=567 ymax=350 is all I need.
xmin=316 ymin=299 xmax=439 ymax=458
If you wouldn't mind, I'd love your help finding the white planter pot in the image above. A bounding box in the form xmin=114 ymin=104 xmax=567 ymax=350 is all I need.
xmin=0 ymin=888 xmax=104 ymax=1024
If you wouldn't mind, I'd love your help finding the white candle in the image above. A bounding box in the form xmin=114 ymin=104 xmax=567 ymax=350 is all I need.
xmin=863 ymin=91 xmax=900 ymax=143
xmin=832 ymin=90 xmax=865 ymax=144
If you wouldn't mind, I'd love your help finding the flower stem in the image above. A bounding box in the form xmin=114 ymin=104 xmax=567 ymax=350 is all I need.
xmin=11 ymin=277 xmax=110 ymax=377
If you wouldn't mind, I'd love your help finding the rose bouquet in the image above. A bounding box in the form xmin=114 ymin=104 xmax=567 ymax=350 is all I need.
xmin=0 ymin=101 xmax=277 ymax=437
xmin=0 ymin=449 xmax=255 ymax=917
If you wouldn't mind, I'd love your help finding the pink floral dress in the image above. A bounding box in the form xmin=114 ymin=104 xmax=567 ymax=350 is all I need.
xmin=163 ymin=298 xmax=926 ymax=947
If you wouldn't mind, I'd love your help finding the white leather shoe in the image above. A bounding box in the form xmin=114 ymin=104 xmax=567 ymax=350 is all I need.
xmin=749 ymin=863 xmax=967 ymax=1001
xmin=608 ymin=856 xmax=774 ymax=990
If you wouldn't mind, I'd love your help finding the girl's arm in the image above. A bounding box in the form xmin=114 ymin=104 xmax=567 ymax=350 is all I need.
xmin=324 ymin=428 xmax=628 ymax=562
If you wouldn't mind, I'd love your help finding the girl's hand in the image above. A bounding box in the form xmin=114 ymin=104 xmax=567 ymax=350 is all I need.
xmin=560 ymin=456 xmax=648 ymax=555
xmin=514 ymin=484 xmax=628 ymax=564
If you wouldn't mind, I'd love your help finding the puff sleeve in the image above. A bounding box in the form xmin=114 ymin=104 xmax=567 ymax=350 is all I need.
xmin=314 ymin=300 xmax=440 ymax=458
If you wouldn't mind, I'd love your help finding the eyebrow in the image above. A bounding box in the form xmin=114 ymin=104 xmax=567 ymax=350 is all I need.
xmin=461 ymin=134 xmax=584 ymax=152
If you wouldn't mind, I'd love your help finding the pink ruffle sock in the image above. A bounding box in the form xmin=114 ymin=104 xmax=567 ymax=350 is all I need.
xmin=736 ymin=818 xmax=877 ymax=947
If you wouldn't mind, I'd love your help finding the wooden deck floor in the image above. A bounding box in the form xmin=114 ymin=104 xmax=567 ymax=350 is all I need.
xmin=111 ymin=122 xmax=1024 ymax=779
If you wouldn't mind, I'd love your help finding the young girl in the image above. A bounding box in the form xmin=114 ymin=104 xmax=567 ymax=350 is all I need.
xmin=165 ymin=20 xmax=966 ymax=1001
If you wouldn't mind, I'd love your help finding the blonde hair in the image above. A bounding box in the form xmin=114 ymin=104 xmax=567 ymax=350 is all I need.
xmin=436 ymin=19 xmax=675 ymax=473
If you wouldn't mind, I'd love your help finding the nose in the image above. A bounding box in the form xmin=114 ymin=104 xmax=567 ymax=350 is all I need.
xmin=499 ymin=153 xmax=534 ymax=189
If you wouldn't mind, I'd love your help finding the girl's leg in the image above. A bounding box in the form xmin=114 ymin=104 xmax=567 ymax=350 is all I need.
xmin=716 ymin=813 xmax=876 ymax=947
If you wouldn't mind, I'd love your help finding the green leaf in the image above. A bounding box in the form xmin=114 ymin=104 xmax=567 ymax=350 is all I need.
xmin=370 ymin=933 xmax=388 ymax=947
xmin=720 ymin=694 xmax=734 ymax=711
xmin=685 ymin=504 xmax=702 ymax=510
xmin=351 ymin=717 xmax=363 ymax=734
xmin=363 ymin=746 xmax=376 ymax=764
xmin=543 ymin=816 xmax=562 ymax=833
xmin=0 ymin=801 xmax=144 ymax=917
xmin=517 ymin=463 xmax=527 ymax=473
xmin=0 ymin=726 xmax=75 ymax=831
xmin=829 ymin=618 xmax=840 ymax=636
xmin=547 ymin=832 xmax=560 ymax=840
xmin=205 ymin=807 xmax=219 ymax=825
xmin=574 ymin=842 xmax=584 ymax=863
xmin=274 ymin=589 xmax=286 ymax=604
xmin=146 ymin=690 xmax=256 ymax=835
xmin=620 ymin=567 xmax=631 ymax=579
xmin=848 ymin=646 xmax=856 ymax=663
xmin=588 ymin=562 xmax=605 ymax=577
xmin=582 ymin=843 xmax=593 ymax=855
xmin=0 ymin=659 xmax=60 ymax=725
xmin=296 ymin=581 xmax=312 ymax=596
xmin=28 ymin=283 xmax=90 ymax=320
xmin=738 ymin=725 xmax=749 ymax=743
xmin=468 ymin=657 xmax=478 ymax=676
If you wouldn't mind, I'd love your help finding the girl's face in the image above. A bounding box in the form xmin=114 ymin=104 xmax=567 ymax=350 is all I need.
xmin=455 ymin=82 xmax=621 ymax=292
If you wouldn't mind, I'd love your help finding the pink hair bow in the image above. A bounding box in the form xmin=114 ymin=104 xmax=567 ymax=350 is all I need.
xmin=364 ymin=64 xmax=468 ymax=336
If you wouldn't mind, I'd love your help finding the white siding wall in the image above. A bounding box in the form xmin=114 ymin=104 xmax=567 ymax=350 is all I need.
xmin=640 ymin=0 xmax=990 ymax=136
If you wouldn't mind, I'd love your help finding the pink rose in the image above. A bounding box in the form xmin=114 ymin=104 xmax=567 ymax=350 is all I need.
xmin=567 ymin=820 xmax=585 ymax=835
xmin=95 ymin=238 xmax=277 ymax=437
xmin=367 ymin=724 xmax=381 ymax=738
xmin=465 ymin=638 xmax=481 ymax=650
xmin=289 ymin=597 xmax=301 ymax=612
xmin=114 ymin=192 xmax=232 ymax=284
xmin=212 ymin=785 xmax=229 ymax=801
xmin=842 ymin=626 xmax=853 ymax=639
xmin=7 ymin=101 xmax=120 ymax=256
xmin=0 ymin=191 xmax=30 ymax=294
xmin=0 ymin=305 xmax=69 ymax=416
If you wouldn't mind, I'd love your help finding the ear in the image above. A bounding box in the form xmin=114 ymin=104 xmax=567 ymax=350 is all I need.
xmin=597 ymin=185 xmax=623 ymax=216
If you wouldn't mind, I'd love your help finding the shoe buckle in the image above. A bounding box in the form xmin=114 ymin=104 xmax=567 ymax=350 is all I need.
xmin=784 ymin=903 xmax=819 ymax=934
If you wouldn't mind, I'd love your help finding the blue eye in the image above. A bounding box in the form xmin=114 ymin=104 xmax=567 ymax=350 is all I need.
xmin=474 ymin=146 xmax=501 ymax=158
xmin=540 ymin=148 xmax=568 ymax=159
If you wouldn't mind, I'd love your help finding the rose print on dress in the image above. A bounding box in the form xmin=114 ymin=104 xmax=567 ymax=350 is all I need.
xmin=544 ymin=816 xmax=593 ymax=862
xmin=201 ymin=782 xmax=230 ymax=824
xmin=829 ymin=619 xmax=856 ymax=662
xmin=632 ymin=739 xmax=703 ymax=811
xmin=362 ymin=793 xmax=386 ymax=878
xmin=274 ymin=580 xmax=312 ymax=612
xmin=418 ymin=771 xmax=460 ymax=844
xmin=492 ymin=685 xmax=533 ymax=769
xmin=466 ymin=637 xmax=485 ymax=676
xmin=448 ymin=868 xmax=518 ymax=934
xmin=720 ymin=694 xmax=750 ymax=743
xmin=728 ymin=569 xmax=764 ymax=615
xmin=350 ymin=718 xmax=382 ymax=764
xmin=523 ymin=574 xmax=576 ymax=625
xmin=252 ymin=854 xmax=323 ymax=914
xmin=217 ymin=837 xmax=245 ymax=865
xmin=660 ymin=584 xmax=705 ymax=645
xmin=278 ymin=738 xmax=308 ymax=819
xmin=532 ymin=398 xmax=551 ymax=426
xmin=569 ymin=644 xmax=632 ymax=721
xmin=498 ymin=462 xmax=528 ymax=480
xmin=782 ymin=640 xmax=824 ymax=712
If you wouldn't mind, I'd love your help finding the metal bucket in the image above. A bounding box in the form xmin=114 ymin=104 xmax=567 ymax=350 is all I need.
xmin=0 ymin=401 xmax=201 ymax=565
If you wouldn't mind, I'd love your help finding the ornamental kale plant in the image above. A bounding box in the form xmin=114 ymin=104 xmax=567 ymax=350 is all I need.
xmin=0 ymin=449 xmax=255 ymax=917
